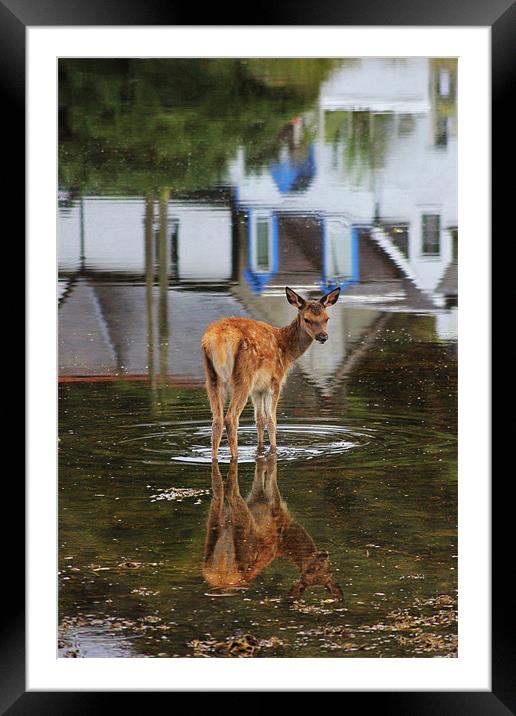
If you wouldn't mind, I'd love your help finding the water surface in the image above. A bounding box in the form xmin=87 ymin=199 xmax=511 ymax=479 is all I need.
xmin=58 ymin=58 xmax=457 ymax=658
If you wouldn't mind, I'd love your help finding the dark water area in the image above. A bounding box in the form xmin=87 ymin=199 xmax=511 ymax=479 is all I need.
xmin=58 ymin=58 xmax=457 ymax=658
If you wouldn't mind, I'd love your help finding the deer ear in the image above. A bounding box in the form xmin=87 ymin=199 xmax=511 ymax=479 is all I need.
xmin=326 ymin=580 xmax=344 ymax=600
xmin=320 ymin=287 xmax=340 ymax=307
xmin=288 ymin=580 xmax=306 ymax=600
xmin=285 ymin=287 xmax=305 ymax=310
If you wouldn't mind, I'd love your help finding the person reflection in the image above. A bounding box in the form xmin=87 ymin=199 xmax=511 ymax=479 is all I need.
xmin=203 ymin=454 xmax=343 ymax=600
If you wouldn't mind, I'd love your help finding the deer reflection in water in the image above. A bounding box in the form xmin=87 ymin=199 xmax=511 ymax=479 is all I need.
xmin=203 ymin=454 xmax=343 ymax=600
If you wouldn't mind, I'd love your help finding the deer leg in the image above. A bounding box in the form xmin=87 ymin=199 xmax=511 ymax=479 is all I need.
xmin=246 ymin=455 xmax=267 ymax=503
xmin=251 ymin=390 xmax=266 ymax=452
xmin=264 ymin=382 xmax=281 ymax=452
xmin=203 ymin=349 xmax=225 ymax=460
xmin=224 ymin=458 xmax=241 ymax=500
xmin=204 ymin=461 xmax=225 ymax=563
xmin=224 ymin=460 xmax=259 ymax=574
xmin=225 ymin=460 xmax=252 ymax=523
xmin=264 ymin=452 xmax=282 ymax=510
xmin=210 ymin=459 xmax=224 ymax=502
xmin=224 ymin=380 xmax=252 ymax=460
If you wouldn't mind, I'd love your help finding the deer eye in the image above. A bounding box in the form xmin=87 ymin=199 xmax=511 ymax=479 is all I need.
xmin=305 ymin=318 xmax=312 ymax=325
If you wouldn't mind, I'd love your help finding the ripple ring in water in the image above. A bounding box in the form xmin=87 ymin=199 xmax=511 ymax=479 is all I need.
xmin=119 ymin=421 xmax=375 ymax=465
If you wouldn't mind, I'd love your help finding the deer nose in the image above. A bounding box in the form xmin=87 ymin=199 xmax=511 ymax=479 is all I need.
xmin=316 ymin=333 xmax=328 ymax=343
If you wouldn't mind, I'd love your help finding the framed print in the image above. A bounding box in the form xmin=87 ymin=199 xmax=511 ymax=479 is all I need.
xmin=10 ymin=0 xmax=509 ymax=711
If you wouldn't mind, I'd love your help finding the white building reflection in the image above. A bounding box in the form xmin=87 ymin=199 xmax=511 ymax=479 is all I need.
xmin=229 ymin=57 xmax=457 ymax=300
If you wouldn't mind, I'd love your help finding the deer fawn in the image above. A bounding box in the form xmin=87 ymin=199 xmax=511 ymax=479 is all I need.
xmin=203 ymin=455 xmax=343 ymax=599
xmin=201 ymin=286 xmax=340 ymax=459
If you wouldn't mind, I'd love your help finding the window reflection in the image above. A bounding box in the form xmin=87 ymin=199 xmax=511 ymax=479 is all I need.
xmin=421 ymin=214 xmax=441 ymax=256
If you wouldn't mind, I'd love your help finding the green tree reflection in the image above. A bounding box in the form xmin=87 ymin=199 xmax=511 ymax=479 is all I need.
xmin=59 ymin=58 xmax=338 ymax=195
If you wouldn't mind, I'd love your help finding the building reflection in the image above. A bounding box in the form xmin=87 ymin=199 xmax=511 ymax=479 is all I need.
xmin=58 ymin=58 xmax=457 ymax=392
xmin=203 ymin=455 xmax=343 ymax=599
xmin=231 ymin=57 xmax=457 ymax=299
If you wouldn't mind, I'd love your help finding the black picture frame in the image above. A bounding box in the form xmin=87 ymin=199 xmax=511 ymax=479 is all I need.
xmin=10 ymin=0 xmax=509 ymax=711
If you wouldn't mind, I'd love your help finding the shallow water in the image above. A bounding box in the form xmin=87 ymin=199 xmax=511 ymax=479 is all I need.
xmin=58 ymin=58 xmax=457 ymax=658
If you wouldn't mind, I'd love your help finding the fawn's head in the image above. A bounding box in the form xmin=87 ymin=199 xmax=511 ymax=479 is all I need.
xmin=288 ymin=550 xmax=344 ymax=600
xmin=285 ymin=286 xmax=341 ymax=344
